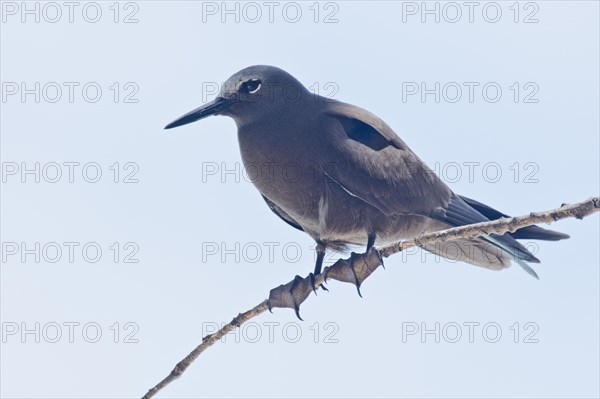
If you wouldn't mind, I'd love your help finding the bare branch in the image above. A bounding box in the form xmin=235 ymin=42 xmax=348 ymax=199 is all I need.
xmin=142 ymin=196 xmax=599 ymax=398
xmin=142 ymin=301 xmax=269 ymax=399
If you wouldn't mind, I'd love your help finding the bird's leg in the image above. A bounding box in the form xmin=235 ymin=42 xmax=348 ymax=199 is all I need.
xmin=366 ymin=233 xmax=376 ymax=252
xmin=366 ymin=232 xmax=383 ymax=270
xmin=313 ymin=241 xmax=326 ymax=275
xmin=310 ymin=242 xmax=328 ymax=293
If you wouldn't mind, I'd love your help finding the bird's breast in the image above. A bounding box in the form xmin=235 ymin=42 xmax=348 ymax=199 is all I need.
xmin=238 ymin=125 xmax=322 ymax=211
xmin=235 ymin=119 xmax=375 ymax=244
xmin=237 ymin=122 xmax=361 ymax=238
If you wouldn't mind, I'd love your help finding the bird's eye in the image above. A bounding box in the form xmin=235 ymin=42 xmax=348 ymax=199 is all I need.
xmin=242 ymin=79 xmax=261 ymax=94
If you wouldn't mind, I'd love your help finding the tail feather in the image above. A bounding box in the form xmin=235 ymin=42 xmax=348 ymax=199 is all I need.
xmin=429 ymin=194 xmax=569 ymax=278
xmin=483 ymin=236 xmax=540 ymax=279
xmin=460 ymin=195 xmax=570 ymax=241
xmin=422 ymin=238 xmax=511 ymax=270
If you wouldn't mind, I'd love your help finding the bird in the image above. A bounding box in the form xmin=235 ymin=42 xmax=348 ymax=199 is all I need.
xmin=165 ymin=65 xmax=569 ymax=280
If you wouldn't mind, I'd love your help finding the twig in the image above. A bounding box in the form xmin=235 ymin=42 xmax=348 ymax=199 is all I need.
xmin=142 ymin=301 xmax=269 ymax=399
xmin=142 ymin=196 xmax=599 ymax=398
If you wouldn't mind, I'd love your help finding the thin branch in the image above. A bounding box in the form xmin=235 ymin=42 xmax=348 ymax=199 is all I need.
xmin=142 ymin=300 xmax=269 ymax=399
xmin=142 ymin=196 xmax=599 ymax=399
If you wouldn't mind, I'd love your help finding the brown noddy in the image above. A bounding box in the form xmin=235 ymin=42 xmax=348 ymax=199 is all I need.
xmin=166 ymin=65 xmax=568 ymax=281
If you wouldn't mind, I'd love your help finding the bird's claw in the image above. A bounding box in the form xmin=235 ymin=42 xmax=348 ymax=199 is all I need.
xmin=268 ymin=248 xmax=383 ymax=318
xmin=309 ymin=273 xmax=329 ymax=294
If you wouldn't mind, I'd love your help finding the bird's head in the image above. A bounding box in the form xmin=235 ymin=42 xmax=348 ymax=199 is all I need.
xmin=165 ymin=65 xmax=311 ymax=129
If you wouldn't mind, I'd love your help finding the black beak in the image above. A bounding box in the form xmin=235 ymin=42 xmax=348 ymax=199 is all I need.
xmin=164 ymin=97 xmax=232 ymax=129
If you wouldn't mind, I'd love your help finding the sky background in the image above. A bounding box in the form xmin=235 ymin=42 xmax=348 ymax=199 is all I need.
xmin=1 ymin=1 xmax=599 ymax=398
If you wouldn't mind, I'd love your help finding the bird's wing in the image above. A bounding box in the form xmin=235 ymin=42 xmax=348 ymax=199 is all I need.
xmin=318 ymin=100 xmax=453 ymax=216
xmin=261 ymin=195 xmax=304 ymax=232
xmin=317 ymin=101 xmax=541 ymax=273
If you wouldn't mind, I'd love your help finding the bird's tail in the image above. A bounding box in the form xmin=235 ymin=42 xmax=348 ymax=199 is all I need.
xmin=425 ymin=195 xmax=569 ymax=277
xmin=460 ymin=195 xmax=570 ymax=241
xmin=421 ymin=235 xmax=534 ymax=274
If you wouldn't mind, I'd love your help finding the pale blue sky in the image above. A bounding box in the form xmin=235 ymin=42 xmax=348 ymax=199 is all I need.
xmin=1 ymin=1 xmax=599 ymax=398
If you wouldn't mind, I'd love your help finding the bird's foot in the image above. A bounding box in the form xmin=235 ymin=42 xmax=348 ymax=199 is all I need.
xmin=268 ymin=275 xmax=314 ymax=320
xmin=268 ymin=248 xmax=383 ymax=319
xmin=324 ymin=247 xmax=383 ymax=297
